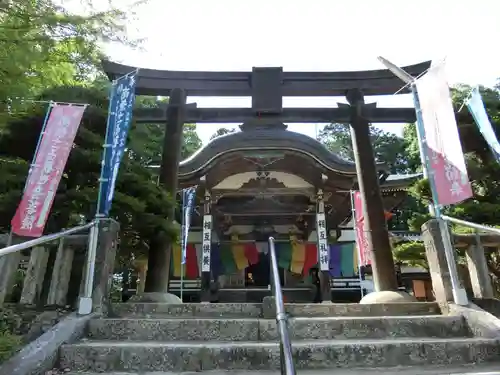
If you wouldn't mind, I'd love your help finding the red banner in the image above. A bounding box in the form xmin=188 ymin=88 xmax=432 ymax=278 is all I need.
xmin=415 ymin=63 xmax=473 ymax=205
xmin=353 ymin=191 xmax=371 ymax=266
xmin=11 ymin=105 xmax=86 ymax=237
xmin=353 ymin=191 xmax=394 ymax=266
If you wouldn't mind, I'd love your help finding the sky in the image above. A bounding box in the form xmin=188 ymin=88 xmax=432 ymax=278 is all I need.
xmin=99 ymin=0 xmax=499 ymax=144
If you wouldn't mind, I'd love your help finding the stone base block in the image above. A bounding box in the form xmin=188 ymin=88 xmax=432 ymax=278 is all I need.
xmin=360 ymin=290 xmax=417 ymax=304
xmin=128 ymin=292 xmax=182 ymax=303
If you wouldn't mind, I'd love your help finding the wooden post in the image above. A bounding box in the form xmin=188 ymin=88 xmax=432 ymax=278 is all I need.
xmin=345 ymin=89 xmax=398 ymax=292
xmin=144 ymin=88 xmax=186 ymax=293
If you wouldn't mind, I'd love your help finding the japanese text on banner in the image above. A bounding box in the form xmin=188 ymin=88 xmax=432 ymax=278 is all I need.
xmin=181 ymin=187 xmax=197 ymax=265
xmin=201 ymin=215 xmax=212 ymax=272
xmin=11 ymin=105 xmax=86 ymax=237
xmin=353 ymin=191 xmax=371 ymax=266
xmin=99 ymin=72 xmax=138 ymax=216
xmin=316 ymin=213 xmax=329 ymax=271
xmin=415 ymin=64 xmax=473 ymax=206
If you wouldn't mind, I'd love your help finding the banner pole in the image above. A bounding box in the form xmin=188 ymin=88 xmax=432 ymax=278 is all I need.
xmin=180 ymin=189 xmax=186 ymax=302
xmin=78 ymin=82 xmax=115 ymax=314
xmin=350 ymin=190 xmax=364 ymax=298
xmin=95 ymin=82 xmax=117 ymax=218
xmin=4 ymin=102 xmax=54 ymax=246
xmin=410 ymin=83 xmax=468 ymax=306
xmin=377 ymin=56 xmax=467 ymax=306
xmin=79 ymin=70 xmax=137 ymax=314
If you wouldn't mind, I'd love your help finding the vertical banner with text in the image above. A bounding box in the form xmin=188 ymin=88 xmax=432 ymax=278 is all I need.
xmin=181 ymin=186 xmax=197 ymax=264
xmin=415 ymin=64 xmax=473 ymax=205
xmin=466 ymin=87 xmax=500 ymax=164
xmin=98 ymin=72 xmax=138 ymax=216
xmin=201 ymin=215 xmax=212 ymax=272
xmin=11 ymin=105 xmax=86 ymax=237
xmin=315 ymin=213 xmax=329 ymax=271
xmin=352 ymin=191 xmax=371 ymax=266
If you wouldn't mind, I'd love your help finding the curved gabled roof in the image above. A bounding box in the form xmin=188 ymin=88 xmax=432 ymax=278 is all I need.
xmin=178 ymin=129 xmax=386 ymax=179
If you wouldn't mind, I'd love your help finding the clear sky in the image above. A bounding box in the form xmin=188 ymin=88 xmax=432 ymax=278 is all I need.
xmin=102 ymin=0 xmax=499 ymax=144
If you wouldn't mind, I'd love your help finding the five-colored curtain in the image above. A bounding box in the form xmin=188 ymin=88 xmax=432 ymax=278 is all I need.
xmin=171 ymin=241 xmax=360 ymax=278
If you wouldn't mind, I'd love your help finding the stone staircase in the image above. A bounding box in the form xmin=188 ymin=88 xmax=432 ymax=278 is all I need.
xmin=60 ymin=302 xmax=500 ymax=373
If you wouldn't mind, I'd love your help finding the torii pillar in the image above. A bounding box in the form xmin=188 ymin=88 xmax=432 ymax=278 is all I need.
xmin=344 ymin=89 xmax=414 ymax=303
xmin=143 ymin=88 xmax=186 ymax=297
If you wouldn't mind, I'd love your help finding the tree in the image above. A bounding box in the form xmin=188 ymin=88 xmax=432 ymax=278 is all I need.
xmin=318 ymin=123 xmax=418 ymax=173
xmin=0 ymin=86 xmax=176 ymax=262
xmin=0 ymin=0 xmax=141 ymax=116
xmin=393 ymin=84 xmax=500 ymax=285
xmin=210 ymin=127 xmax=236 ymax=140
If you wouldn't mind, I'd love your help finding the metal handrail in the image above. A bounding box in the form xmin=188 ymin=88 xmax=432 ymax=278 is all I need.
xmin=0 ymin=221 xmax=96 ymax=258
xmin=441 ymin=215 xmax=500 ymax=235
xmin=268 ymin=236 xmax=296 ymax=375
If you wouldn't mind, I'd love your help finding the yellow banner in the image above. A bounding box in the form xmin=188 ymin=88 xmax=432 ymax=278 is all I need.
xmin=290 ymin=240 xmax=306 ymax=274
xmin=172 ymin=244 xmax=183 ymax=277
xmin=231 ymin=234 xmax=248 ymax=270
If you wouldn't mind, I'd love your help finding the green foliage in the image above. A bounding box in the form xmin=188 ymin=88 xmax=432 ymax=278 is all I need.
xmin=0 ymin=331 xmax=22 ymax=363
xmin=396 ymin=84 xmax=500 ymax=274
xmin=392 ymin=241 xmax=428 ymax=269
xmin=0 ymin=0 xmax=141 ymax=118
xmin=0 ymin=85 xmax=177 ymax=260
xmin=318 ymin=123 xmax=419 ymax=173
xmin=210 ymin=127 xmax=236 ymax=140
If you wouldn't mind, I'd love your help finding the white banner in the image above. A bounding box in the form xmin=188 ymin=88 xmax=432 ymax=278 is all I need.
xmin=415 ymin=63 xmax=472 ymax=206
xmin=201 ymin=215 xmax=212 ymax=272
xmin=316 ymin=213 xmax=329 ymax=271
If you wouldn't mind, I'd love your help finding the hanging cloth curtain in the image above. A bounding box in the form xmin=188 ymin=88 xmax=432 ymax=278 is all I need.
xmin=171 ymin=244 xmax=183 ymax=277
xmin=329 ymin=244 xmax=342 ymax=277
xmin=340 ymin=242 xmax=355 ymax=277
xmin=290 ymin=236 xmax=306 ymax=274
xmin=231 ymin=234 xmax=249 ymax=270
xmin=244 ymin=242 xmax=259 ymax=265
xmin=220 ymin=243 xmax=237 ymax=274
xmin=276 ymin=242 xmax=292 ymax=270
xmin=185 ymin=243 xmax=199 ymax=279
xmin=303 ymin=243 xmax=318 ymax=276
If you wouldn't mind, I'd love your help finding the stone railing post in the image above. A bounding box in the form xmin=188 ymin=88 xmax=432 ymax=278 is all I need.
xmin=47 ymin=238 xmax=75 ymax=306
xmin=421 ymin=219 xmax=454 ymax=304
xmin=0 ymin=252 xmax=21 ymax=306
xmin=89 ymin=219 xmax=120 ymax=314
xmin=465 ymin=232 xmax=494 ymax=299
xmin=20 ymin=246 xmax=50 ymax=305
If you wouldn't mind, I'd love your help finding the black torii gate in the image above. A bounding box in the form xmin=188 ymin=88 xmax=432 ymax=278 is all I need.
xmin=102 ymin=60 xmax=429 ymax=299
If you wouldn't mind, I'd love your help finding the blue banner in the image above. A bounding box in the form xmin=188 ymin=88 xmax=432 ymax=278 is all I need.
xmin=98 ymin=71 xmax=138 ymax=216
xmin=467 ymin=87 xmax=500 ymax=163
xmin=181 ymin=186 xmax=197 ymax=264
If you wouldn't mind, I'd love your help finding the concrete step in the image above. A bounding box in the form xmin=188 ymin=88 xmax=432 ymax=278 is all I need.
xmin=110 ymin=302 xmax=441 ymax=319
xmin=59 ymin=337 xmax=500 ymax=372
xmin=64 ymin=365 xmax=500 ymax=375
xmin=87 ymin=315 xmax=471 ymax=342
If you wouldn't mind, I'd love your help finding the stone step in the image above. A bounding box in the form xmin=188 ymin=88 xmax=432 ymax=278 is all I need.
xmin=59 ymin=337 xmax=500 ymax=372
xmin=110 ymin=303 xmax=263 ymax=318
xmin=87 ymin=315 xmax=471 ymax=342
xmin=110 ymin=302 xmax=441 ymax=319
xmin=63 ymin=364 xmax=500 ymax=375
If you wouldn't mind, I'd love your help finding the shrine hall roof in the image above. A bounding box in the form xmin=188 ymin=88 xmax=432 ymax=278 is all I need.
xmin=178 ymin=129 xmax=422 ymax=190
